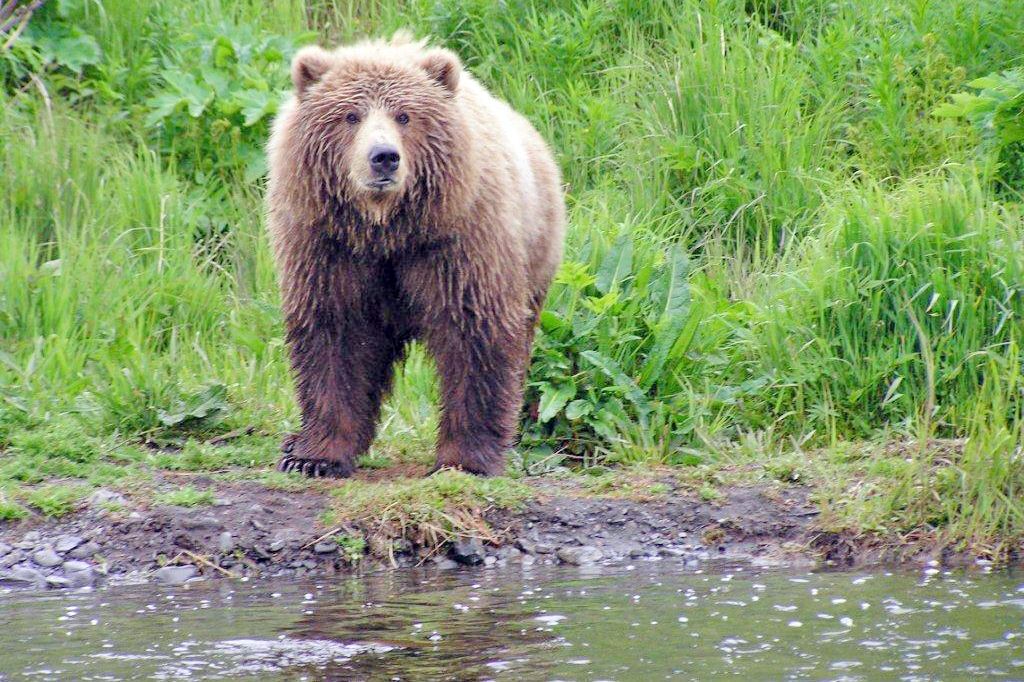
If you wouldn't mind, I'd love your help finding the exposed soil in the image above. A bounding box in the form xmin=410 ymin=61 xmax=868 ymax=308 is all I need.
xmin=0 ymin=468 xmax=975 ymax=592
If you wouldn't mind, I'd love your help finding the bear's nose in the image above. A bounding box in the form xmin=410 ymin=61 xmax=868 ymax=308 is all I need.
xmin=369 ymin=143 xmax=400 ymax=176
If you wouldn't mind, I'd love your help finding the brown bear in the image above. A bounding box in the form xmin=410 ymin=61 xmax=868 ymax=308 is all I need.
xmin=266 ymin=33 xmax=566 ymax=478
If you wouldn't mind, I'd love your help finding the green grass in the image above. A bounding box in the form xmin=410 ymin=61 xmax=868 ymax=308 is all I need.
xmin=154 ymin=485 xmax=216 ymax=508
xmin=326 ymin=470 xmax=531 ymax=549
xmin=1 ymin=0 xmax=1023 ymax=558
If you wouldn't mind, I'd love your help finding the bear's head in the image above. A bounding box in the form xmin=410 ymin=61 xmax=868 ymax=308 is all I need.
xmin=286 ymin=35 xmax=468 ymax=224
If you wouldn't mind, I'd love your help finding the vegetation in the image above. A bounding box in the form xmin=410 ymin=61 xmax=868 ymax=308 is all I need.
xmin=1 ymin=0 xmax=1023 ymax=558
xmin=325 ymin=470 xmax=531 ymax=550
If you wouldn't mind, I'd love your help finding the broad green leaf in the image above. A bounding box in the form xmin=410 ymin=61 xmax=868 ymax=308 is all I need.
xmin=595 ymin=233 xmax=633 ymax=294
xmin=581 ymin=350 xmax=649 ymax=426
xmin=236 ymin=88 xmax=277 ymax=126
xmin=538 ymin=382 xmax=576 ymax=422
xmin=200 ymin=65 xmax=232 ymax=98
xmin=651 ymin=243 xmax=691 ymax=322
xmin=564 ymin=399 xmax=593 ymax=420
xmin=31 ymin=26 xmax=101 ymax=74
xmin=163 ymin=71 xmax=213 ymax=118
xmin=145 ymin=92 xmax=185 ymax=127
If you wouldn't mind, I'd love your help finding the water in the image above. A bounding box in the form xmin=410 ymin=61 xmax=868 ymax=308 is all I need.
xmin=1 ymin=561 xmax=1022 ymax=680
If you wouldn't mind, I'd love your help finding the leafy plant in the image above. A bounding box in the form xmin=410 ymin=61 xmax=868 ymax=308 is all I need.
xmin=523 ymin=235 xmax=698 ymax=466
xmin=2 ymin=0 xmax=108 ymax=101
xmin=145 ymin=23 xmax=311 ymax=182
xmin=934 ymin=68 xmax=1024 ymax=191
xmin=335 ymin=533 xmax=367 ymax=563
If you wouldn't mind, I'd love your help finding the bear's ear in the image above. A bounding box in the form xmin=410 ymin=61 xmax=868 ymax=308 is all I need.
xmin=419 ymin=48 xmax=461 ymax=93
xmin=291 ymin=46 xmax=334 ymax=96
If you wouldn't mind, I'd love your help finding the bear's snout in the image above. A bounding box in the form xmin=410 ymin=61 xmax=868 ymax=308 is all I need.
xmin=369 ymin=143 xmax=401 ymax=177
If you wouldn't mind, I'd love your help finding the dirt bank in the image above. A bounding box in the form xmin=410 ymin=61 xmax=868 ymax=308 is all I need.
xmin=0 ymin=469 xmax=832 ymax=591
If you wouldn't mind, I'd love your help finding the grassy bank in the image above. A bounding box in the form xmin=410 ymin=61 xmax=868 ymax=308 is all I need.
xmin=1 ymin=0 xmax=1023 ymax=559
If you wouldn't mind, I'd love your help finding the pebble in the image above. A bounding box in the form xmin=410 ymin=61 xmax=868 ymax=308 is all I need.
xmin=62 ymin=560 xmax=90 ymax=573
xmin=21 ymin=531 xmax=40 ymax=544
xmin=218 ymin=532 xmax=235 ymax=553
xmin=45 ymin=576 xmax=71 ymax=588
xmin=434 ymin=558 xmax=459 ymax=570
xmin=313 ymin=542 xmax=337 ymax=554
xmin=451 ymin=538 xmax=485 ymax=565
xmin=269 ymin=539 xmax=287 ymax=552
xmin=556 ymin=545 xmax=604 ymax=565
xmin=154 ymin=565 xmax=197 ymax=586
xmin=55 ymin=535 xmax=83 ymax=553
xmin=0 ymin=542 xmax=12 ymax=557
xmin=68 ymin=541 xmax=101 ymax=560
xmin=32 ymin=548 xmax=63 ymax=568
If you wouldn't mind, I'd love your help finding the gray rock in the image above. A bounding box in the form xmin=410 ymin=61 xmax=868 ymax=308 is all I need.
xmin=65 ymin=567 xmax=95 ymax=589
xmin=451 ymin=537 xmax=485 ymax=565
xmin=54 ymin=535 xmax=83 ymax=553
xmin=483 ymin=556 xmax=497 ymax=567
xmin=32 ymin=548 xmax=63 ymax=568
xmin=434 ymin=558 xmax=459 ymax=570
xmin=7 ymin=566 xmax=44 ymax=585
xmin=180 ymin=515 xmax=222 ymax=531
xmin=21 ymin=531 xmax=40 ymax=544
xmin=516 ymin=538 xmax=536 ymax=554
xmin=0 ymin=542 xmax=12 ymax=557
xmin=268 ymin=539 xmax=287 ymax=552
xmin=534 ymin=543 xmax=555 ymax=555
xmin=68 ymin=541 xmax=101 ymax=560
xmin=0 ymin=549 xmax=25 ymax=568
xmin=313 ymin=542 xmax=337 ymax=554
xmin=218 ymin=532 xmax=234 ymax=553
xmin=62 ymin=560 xmax=90 ymax=573
xmin=556 ymin=545 xmax=604 ymax=565
xmin=154 ymin=565 xmax=197 ymax=586
xmin=46 ymin=576 xmax=71 ymax=588
xmin=89 ymin=488 xmax=127 ymax=507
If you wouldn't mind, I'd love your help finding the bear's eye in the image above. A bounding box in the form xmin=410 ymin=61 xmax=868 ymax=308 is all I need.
xmin=395 ymin=112 xmax=409 ymax=125
xmin=345 ymin=112 xmax=360 ymax=125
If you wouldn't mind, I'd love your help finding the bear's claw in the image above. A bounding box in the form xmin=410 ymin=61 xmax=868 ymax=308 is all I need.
xmin=277 ymin=453 xmax=352 ymax=478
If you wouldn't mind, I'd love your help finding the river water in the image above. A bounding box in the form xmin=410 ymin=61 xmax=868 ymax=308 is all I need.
xmin=0 ymin=560 xmax=1021 ymax=680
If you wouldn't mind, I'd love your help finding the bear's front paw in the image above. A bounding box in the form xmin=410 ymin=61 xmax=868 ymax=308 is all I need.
xmin=278 ymin=436 xmax=355 ymax=478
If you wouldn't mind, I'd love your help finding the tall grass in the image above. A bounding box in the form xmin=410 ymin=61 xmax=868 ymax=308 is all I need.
xmin=2 ymin=0 xmax=1023 ymax=552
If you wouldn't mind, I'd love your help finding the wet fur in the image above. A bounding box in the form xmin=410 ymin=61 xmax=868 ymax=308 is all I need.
xmin=266 ymin=33 xmax=565 ymax=477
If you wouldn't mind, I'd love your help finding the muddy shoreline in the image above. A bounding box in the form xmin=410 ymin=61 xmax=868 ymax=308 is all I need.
xmin=0 ymin=476 xmax=993 ymax=592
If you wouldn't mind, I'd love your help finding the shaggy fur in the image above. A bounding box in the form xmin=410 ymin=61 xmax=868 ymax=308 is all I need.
xmin=266 ymin=33 xmax=565 ymax=477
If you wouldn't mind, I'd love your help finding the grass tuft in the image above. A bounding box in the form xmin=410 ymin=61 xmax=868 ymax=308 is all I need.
xmin=328 ymin=470 xmax=531 ymax=549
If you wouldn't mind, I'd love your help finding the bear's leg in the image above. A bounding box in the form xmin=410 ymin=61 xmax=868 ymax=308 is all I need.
xmin=279 ymin=266 xmax=403 ymax=478
xmin=280 ymin=321 xmax=401 ymax=478
xmin=426 ymin=312 xmax=529 ymax=477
